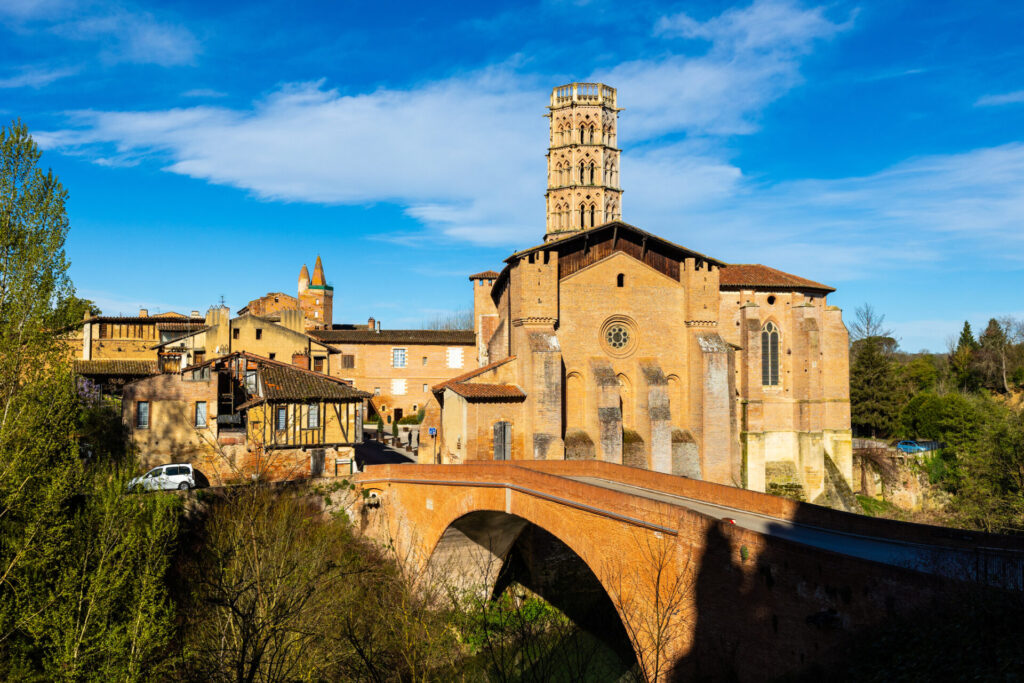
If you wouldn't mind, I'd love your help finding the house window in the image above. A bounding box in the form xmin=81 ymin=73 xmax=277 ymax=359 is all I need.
xmin=422 ymin=384 xmax=428 ymax=393
xmin=269 ymin=353 xmax=276 ymax=360
xmin=255 ymin=328 xmax=263 ymax=340
xmin=392 ymin=379 xmax=407 ymax=395
xmin=307 ymin=403 xmax=319 ymax=429
xmin=276 ymin=406 xmax=287 ymax=430
xmin=422 ymin=356 xmax=428 ymax=366
xmin=446 ymin=347 xmax=464 ymax=369
xmin=232 ymin=328 xmax=239 ymax=340
xmin=194 ymin=401 xmax=207 ymax=428
xmin=341 ymin=355 xmax=355 ymax=369
xmin=136 ymin=402 xmax=149 ymax=429
xmin=412 ymin=404 xmax=418 ymax=411
xmin=392 ymin=348 xmax=407 ymax=368
xmin=374 ymin=387 xmax=380 ymax=396
xmin=617 ymin=273 xmax=624 ymax=287
xmin=245 ymin=370 xmax=258 ymax=393
xmin=761 ymin=322 xmax=780 ymax=386
xmin=313 ymin=357 xmax=325 ymax=372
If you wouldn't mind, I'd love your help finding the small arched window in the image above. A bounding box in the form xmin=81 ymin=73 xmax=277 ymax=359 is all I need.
xmin=761 ymin=322 xmax=780 ymax=386
xmin=579 ymin=161 xmax=585 ymax=184
xmin=579 ymin=203 xmax=586 ymax=228
xmin=589 ymin=162 xmax=595 ymax=184
xmin=616 ymin=273 xmax=624 ymax=287
xmin=589 ymin=204 xmax=595 ymax=227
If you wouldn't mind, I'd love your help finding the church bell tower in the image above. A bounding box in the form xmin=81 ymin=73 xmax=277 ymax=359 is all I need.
xmin=545 ymin=83 xmax=622 ymax=241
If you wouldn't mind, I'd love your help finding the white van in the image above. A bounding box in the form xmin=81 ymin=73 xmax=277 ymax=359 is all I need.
xmin=128 ymin=464 xmax=196 ymax=492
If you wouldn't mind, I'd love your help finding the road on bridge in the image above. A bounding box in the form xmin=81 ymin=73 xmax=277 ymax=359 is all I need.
xmin=571 ymin=476 xmax=1020 ymax=587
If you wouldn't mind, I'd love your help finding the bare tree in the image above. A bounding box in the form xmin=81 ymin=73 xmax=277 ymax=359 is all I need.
xmin=849 ymin=304 xmax=894 ymax=343
xmin=606 ymin=531 xmax=694 ymax=683
xmin=421 ymin=307 xmax=473 ymax=331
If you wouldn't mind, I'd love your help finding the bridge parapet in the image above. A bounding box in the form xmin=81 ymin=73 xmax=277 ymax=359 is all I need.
xmin=354 ymin=461 xmax=1024 ymax=680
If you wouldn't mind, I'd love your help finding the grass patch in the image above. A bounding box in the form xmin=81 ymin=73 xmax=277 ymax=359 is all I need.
xmin=856 ymin=494 xmax=898 ymax=517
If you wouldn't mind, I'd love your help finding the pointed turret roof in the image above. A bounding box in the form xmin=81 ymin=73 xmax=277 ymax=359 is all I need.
xmin=311 ymin=255 xmax=326 ymax=286
xmin=299 ymin=264 xmax=310 ymax=282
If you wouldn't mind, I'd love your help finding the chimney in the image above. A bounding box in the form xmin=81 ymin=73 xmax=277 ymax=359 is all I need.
xmin=291 ymin=353 xmax=310 ymax=370
xmin=83 ymin=309 xmax=92 ymax=321
xmin=191 ymin=310 xmax=200 ymax=318
xmin=376 ymin=320 xmax=381 ymax=333
xmin=139 ymin=308 xmax=148 ymax=318
xmin=368 ymin=316 xmax=375 ymax=330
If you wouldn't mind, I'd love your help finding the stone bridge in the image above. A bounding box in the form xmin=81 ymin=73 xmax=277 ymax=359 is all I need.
xmin=354 ymin=461 xmax=1024 ymax=681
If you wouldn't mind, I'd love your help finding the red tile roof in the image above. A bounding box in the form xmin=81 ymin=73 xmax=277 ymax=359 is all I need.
xmin=719 ymin=264 xmax=834 ymax=293
xmin=432 ymin=356 xmax=516 ymax=392
xmin=310 ymin=329 xmax=475 ymax=345
xmin=445 ymin=383 xmax=526 ymax=400
xmin=469 ymin=270 xmax=500 ymax=280
xmin=74 ymin=359 xmax=159 ymax=376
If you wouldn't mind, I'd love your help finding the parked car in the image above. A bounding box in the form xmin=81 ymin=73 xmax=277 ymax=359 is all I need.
xmin=896 ymin=440 xmax=927 ymax=454
xmin=128 ymin=464 xmax=196 ymax=492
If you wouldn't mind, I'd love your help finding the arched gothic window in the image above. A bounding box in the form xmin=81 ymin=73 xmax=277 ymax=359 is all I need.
xmin=589 ymin=162 xmax=595 ymax=184
xmin=589 ymin=204 xmax=595 ymax=227
xmin=579 ymin=161 xmax=586 ymax=184
xmin=761 ymin=322 xmax=780 ymax=386
xmin=579 ymin=203 xmax=586 ymax=228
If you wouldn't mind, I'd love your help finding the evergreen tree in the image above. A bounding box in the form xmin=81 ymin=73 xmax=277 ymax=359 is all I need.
xmin=976 ymin=318 xmax=1010 ymax=393
xmin=850 ymin=336 xmax=902 ymax=438
xmin=957 ymin=321 xmax=978 ymax=352
xmin=951 ymin=321 xmax=979 ymax=391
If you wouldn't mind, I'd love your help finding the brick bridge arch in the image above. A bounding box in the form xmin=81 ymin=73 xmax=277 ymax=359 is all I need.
xmin=356 ymin=460 xmax=1024 ymax=681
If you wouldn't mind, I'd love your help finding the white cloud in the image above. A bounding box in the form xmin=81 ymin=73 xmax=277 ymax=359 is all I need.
xmin=0 ymin=1 xmax=199 ymax=67
xmin=51 ymin=9 xmax=199 ymax=66
xmin=39 ymin=1 xmax=848 ymax=247
xmin=0 ymin=65 xmax=78 ymax=89
xmin=975 ymin=90 xmax=1024 ymax=107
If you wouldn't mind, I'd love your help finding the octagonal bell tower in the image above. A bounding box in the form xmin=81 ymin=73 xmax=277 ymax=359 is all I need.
xmin=545 ymin=83 xmax=622 ymax=242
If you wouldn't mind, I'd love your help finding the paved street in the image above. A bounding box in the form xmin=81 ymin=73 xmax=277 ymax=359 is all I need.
xmin=572 ymin=476 xmax=1022 ymax=586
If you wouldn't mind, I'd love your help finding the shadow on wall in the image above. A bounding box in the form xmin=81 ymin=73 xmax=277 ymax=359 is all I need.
xmin=670 ymin=510 xmax=1024 ymax=682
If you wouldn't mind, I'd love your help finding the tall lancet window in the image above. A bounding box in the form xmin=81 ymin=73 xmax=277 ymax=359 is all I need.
xmin=579 ymin=203 xmax=586 ymax=228
xmin=761 ymin=322 xmax=780 ymax=386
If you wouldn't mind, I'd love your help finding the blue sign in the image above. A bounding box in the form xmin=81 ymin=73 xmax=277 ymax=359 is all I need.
xmin=429 ymin=427 xmax=437 ymax=437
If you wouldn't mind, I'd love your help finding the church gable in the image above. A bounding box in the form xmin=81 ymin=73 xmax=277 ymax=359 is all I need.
xmin=559 ymin=249 xmax=680 ymax=288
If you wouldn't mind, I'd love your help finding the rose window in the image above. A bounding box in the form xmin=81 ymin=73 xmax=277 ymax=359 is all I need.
xmin=605 ymin=324 xmax=630 ymax=349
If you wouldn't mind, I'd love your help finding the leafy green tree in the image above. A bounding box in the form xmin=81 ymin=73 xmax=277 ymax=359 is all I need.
xmin=900 ymin=355 xmax=940 ymax=394
xmin=0 ymin=120 xmax=178 ymax=680
xmin=850 ymin=336 xmax=902 ymax=438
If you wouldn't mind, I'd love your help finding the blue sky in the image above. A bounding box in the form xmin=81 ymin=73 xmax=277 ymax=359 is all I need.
xmin=3 ymin=0 xmax=1023 ymax=352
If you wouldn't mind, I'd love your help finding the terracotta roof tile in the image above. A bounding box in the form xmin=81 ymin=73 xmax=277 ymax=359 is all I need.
xmin=445 ymin=382 xmax=526 ymax=401
xmin=432 ymin=356 xmax=516 ymax=392
xmin=310 ymin=329 xmax=475 ymax=345
xmin=74 ymin=360 xmax=159 ymax=376
xmin=469 ymin=270 xmax=500 ymax=280
xmin=257 ymin=363 xmax=370 ymax=402
xmin=719 ymin=264 xmax=834 ymax=293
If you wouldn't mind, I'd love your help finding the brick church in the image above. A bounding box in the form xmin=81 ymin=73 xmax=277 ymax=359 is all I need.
xmin=421 ymin=83 xmax=852 ymax=502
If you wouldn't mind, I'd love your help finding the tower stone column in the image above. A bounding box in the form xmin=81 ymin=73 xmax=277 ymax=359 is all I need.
xmin=545 ymin=83 xmax=622 ymax=242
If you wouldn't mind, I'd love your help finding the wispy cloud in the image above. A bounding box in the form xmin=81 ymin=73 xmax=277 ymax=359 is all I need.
xmin=182 ymin=88 xmax=227 ymax=98
xmin=0 ymin=65 xmax=78 ymax=89
xmin=0 ymin=1 xmax=199 ymax=67
xmin=975 ymin=90 xmax=1024 ymax=107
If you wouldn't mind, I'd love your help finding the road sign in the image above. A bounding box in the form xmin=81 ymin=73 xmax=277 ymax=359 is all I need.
xmin=429 ymin=427 xmax=437 ymax=437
